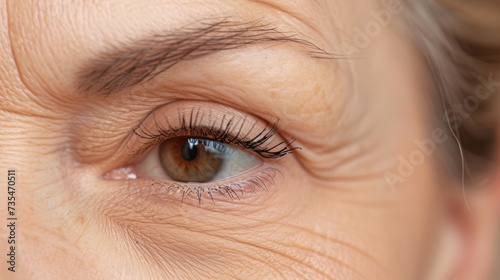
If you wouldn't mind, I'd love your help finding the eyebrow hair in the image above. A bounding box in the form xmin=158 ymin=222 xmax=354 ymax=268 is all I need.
xmin=76 ymin=19 xmax=333 ymax=95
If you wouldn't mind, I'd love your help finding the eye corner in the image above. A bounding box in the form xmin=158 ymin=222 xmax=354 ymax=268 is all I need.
xmin=103 ymin=166 xmax=138 ymax=180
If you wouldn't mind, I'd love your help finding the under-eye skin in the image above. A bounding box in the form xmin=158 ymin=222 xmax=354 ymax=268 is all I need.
xmin=106 ymin=103 xmax=299 ymax=204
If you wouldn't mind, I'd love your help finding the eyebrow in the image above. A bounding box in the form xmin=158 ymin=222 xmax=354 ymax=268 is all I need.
xmin=76 ymin=19 xmax=332 ymax=95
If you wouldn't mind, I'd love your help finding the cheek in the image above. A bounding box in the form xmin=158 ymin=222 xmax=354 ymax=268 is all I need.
xmin=79 ymin=162 xmax=383 ymax=279
xmin=301 ymin=180 xmax=443 ymax=279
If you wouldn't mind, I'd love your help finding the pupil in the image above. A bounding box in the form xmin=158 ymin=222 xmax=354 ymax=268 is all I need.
xmin=181 ymin=139 xmax=198 ymax=161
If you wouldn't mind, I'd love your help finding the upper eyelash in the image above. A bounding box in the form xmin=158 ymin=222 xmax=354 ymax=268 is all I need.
xmin=132 ymin=107 xmax=301 ymax=159
xmin=196 ymin=139 xmax=229 ymax=154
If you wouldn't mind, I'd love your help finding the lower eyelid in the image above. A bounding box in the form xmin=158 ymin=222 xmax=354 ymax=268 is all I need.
xmin=123 ymin=165 xmax=281 ymax=207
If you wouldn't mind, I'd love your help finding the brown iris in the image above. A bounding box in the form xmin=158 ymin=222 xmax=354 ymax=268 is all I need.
xmin=159 ymin=138 xmax=223 ymax=182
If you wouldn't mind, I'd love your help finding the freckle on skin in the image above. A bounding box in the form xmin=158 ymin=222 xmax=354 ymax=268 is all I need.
xmin=75 ymin=214 xmax=85 ymax=225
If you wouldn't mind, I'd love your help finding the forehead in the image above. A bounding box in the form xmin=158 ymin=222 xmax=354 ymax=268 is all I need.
xmin=7 ymin=0 xmax=335 ymax=94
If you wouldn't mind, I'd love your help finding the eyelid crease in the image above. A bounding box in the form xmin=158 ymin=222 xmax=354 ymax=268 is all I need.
xmin=130 ymin=106 xmax=300 ymax=160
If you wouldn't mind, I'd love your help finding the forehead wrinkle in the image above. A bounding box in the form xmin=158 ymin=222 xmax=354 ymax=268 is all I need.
xmin=248 ymin=0 xmax=326 ymax=37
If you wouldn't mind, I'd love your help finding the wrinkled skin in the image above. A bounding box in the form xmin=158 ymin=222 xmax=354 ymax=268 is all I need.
xmin=0 ymin=1 xmax=499 ymax=279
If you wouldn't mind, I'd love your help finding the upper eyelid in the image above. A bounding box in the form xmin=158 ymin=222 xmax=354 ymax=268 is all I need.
xmin=134 ymin=116 xmax=297 ymax=158
xmin=129 ymin=105 xmax=300 ymax=160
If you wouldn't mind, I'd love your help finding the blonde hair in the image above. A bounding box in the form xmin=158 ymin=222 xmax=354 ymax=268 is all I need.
xmin=402 ymin=0 xmax=500 ymax=183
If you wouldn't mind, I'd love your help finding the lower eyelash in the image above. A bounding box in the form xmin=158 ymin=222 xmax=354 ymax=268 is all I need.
xmin=147 ymin=167 xmax=280 ymax=205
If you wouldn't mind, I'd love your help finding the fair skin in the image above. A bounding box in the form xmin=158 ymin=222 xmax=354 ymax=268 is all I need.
xmin=0 ymin=0 xmax=498 ymax=279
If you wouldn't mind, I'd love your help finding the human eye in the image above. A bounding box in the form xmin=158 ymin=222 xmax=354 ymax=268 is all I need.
xmin=105 ymin=101 xmax=299 ymax=205
xmin=139 ymin=137 xmax=261 ymax=183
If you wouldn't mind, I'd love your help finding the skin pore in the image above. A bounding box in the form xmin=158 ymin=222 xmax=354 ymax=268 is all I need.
xmin=0 ymin=0 xmax=499 ymax=279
